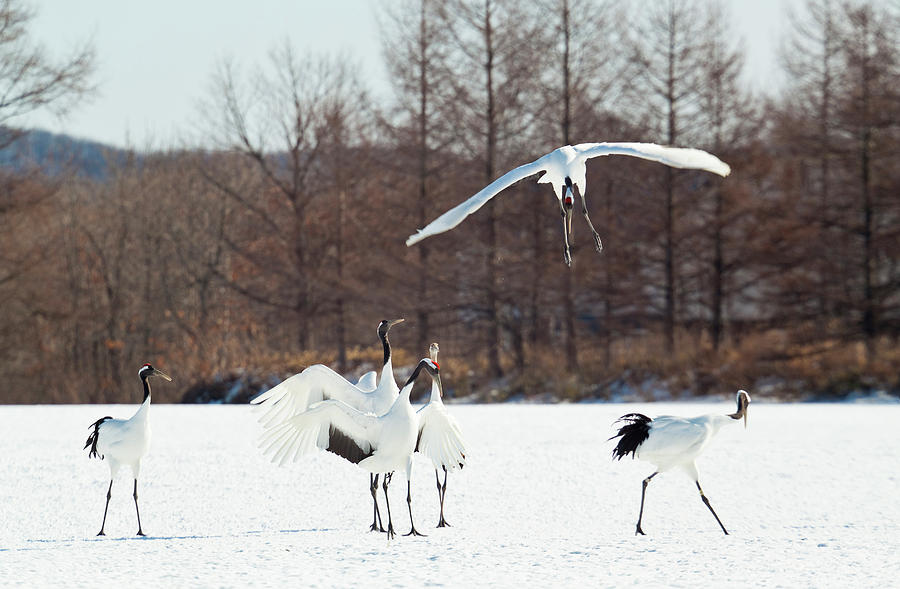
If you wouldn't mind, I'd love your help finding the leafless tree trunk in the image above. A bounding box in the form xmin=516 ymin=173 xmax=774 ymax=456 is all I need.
xmin=440 ymin=0 xmax=543 ymax=378
xmin=629 ymin=0 xmax=708 ymax=353
xmin=201 ymin=46 xmax=367 ymax=354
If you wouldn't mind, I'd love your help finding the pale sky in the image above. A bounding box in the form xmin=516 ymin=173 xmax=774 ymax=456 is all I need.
xmin=23 ymin=0 xmax=800 ymax=149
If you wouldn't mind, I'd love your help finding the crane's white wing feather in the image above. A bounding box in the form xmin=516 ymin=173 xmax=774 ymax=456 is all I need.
xmin=406 ymin=158 xmax=548 ymax=246
xmin=575 ymin=142 xmax=731 ymax=177
xmin=355 ymin=371 xmax=378 ymax=391
xmin=251 ymin=365 xmax=371 ymax=429
xmin=636 ymin=416 xmax=712 ymax=464
xmin=258 ymin=399 xmax=381 ymax=467
xmin=416 ymin=403 xmax=467 ymax=472
xmin=95 ymin=418 xmax=132 ymax=456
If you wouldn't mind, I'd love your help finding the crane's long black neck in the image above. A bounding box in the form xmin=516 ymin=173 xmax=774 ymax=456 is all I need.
xmin=728 ymin=393 xmax=749 ymax=420
xmin=403 ymin=361 xmax=427 ymax=388
xmin=381 ymin=329 xmax=392 ymax=367
xmin=141 ymin=376 xmax=152 ymax=403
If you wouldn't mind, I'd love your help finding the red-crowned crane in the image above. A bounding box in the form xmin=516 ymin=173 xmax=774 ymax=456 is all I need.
xmin=416 ymin=343 xmax=466 ymax=527
xmin=610 ymin=390 xmax=751 ymax=535
xmin=84 ymin=363 xmax=172 ymax=536
xmin=258 ymin=358 xmax=440 ymax=539
xmin=252 ymin=318 xmax=404 ymax=532
xmin=406 ymin=142 xmax=730 ymax=266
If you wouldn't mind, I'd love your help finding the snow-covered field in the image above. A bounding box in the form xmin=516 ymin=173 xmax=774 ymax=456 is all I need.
xmin=1 ymin=402 xmax=898 ymax=587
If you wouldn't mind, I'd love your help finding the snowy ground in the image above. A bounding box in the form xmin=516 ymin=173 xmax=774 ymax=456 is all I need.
xmin=1 ymin=402 xmax=898 ymax=587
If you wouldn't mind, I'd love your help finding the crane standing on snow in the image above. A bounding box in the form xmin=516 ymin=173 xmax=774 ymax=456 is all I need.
xmin=415 ymin=343 xmax=467 ymax=527
xmin=252 ymin=318 xmax=405 ymax=532
xmin=84 ymin=363 xmax=172 ymax=536
xmin=610 ymin=390 xmax=751 ymax=535
xmin=258 ymin=358 xmax=441 ymax=539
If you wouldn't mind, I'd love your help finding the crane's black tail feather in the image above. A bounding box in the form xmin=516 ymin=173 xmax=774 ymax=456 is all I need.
xmin=609 ymin=413 xmax=652 ymax=460
xmin=85 ymin=416 xmax=112 ymax=459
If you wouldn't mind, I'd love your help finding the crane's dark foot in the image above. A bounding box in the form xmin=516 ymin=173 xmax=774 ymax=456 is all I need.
xmin=722 ymin=528 xmax=729 ymax=535
xmin=635 ymin=524 xmax=646 ymax=536
xmin=369 ymin=522 xmax=386 ymax=533
xmin=137 ymin=530 xmax=146 ymax=537
xmin=437 ymin=516 xmax=451 ymax=528
xmin=97 ymin=530 xmax=106 ymax=537
xmin=385 ymin=524 xmax=395 ymax=540
xmin=404 ymin=527 xmax=426 ymax=537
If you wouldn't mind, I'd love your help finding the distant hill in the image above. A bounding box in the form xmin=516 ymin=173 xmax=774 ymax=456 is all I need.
xmin=0 ymin=128 xmax=132 ymax=180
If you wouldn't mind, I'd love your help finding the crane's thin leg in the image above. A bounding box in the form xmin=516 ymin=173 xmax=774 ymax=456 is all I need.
xmin=437 ymin=467 xmax=451 ymax=527
xmin=696 ymin=481 xmax=728 ymax=535
xmin=382 ymin=473 xmax=395 ymax=540
xmin=403 ymin=479 xmax=426 ymax=537
xmin=635 ymin=472 xmax=658 ymax=535
xmin=579 ymin=192 xmax=603 ymax=253
xmin=369 ymin=474 xmax=385 ymax=532
xmin=558 ymin=202 xmax=572 ymax=267
xmin=97 ymin=480 xmax=113 ymax=536
xmin=133 ymin=479 xmax=145 ymax=536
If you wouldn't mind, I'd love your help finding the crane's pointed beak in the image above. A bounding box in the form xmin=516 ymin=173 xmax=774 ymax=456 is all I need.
xmin=153 ymin=368 xmax=173 ymax=382
xmin=387 ymin=318 xmax=405 ymax=328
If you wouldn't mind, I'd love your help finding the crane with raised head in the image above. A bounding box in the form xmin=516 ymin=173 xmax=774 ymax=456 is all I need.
xmin=85 ymin=363 xmax=172 ymax=536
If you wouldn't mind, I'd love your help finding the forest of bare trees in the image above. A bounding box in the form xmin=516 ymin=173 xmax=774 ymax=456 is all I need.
xmin=0 ymin=0 xmax=897 ymax=403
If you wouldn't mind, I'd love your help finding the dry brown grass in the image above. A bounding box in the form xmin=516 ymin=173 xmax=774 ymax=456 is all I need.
xmin=475 ymin=329 xmax=900 ymax=402
xmin=166 ymin=326 xmax=897 ymax=404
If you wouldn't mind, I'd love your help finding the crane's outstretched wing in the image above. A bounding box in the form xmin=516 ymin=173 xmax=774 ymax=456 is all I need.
xmin=258 ymin=399 xmax=381 ymax=467
xmin=406 ymin=157 xmax=548 ymax=246
xmin=251 ymin=365 xmax=372 ymax=429
xmin=575 ymin=142 xmax=731 ymax=177
xmin=416 ymin=403 xmax=467 ymax=472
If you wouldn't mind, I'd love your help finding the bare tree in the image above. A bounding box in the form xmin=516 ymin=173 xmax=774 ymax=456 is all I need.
xmin=628 ymin=0 xmax=713 ymax=353
xmin=692 ymin=1 xmax=760 ymax=351
xmin=379 ymin=0 xmax=456 ymax=356
xmin=836 ymin=2 xmax=899 ymax=358
xmin=0 ymin=0 xmax=94 ymax=400
xmin=536 ymin=0 xmax=624 ymax=372
xmin=0 ymin=0 xmax=95 ymax=147
xmin=440 ymin=0 xmax=547 ymax=377
xmin=200 ymin=45 xmax=369 ymax=355
xmin=777 ymin=0 xmax=899 ymax=358
xmin=779 ymin=0 xmax=843 ymax=325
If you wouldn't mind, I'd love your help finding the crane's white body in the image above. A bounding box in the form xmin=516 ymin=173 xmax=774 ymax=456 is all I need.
xmin=416 ymin=381 xmax=466 ymax=474
xmin=95 ymin=399 xmax=152 ymax=479
xmin=406 ymin=142 xmax=731 ymax=246
xmin=635 ymin=413 xmax=737 ymax=480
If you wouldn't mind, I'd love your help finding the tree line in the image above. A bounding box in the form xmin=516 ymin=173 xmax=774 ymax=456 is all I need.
xmin=0 ymin=0 xmax=897 ymax=403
